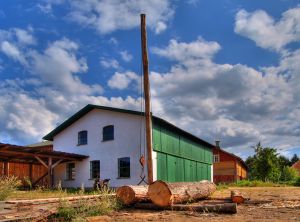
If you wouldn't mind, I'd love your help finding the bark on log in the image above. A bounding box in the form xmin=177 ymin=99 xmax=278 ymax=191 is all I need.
xmin=134 ymin=202 xmax=237 ymax=214
xmin=116 ymin=185 xmax=149 ymax=205
xmin=148 ymin=180 xmax=216 ymax=207
xmin=231 ymin=190 xmax=245 ymax=204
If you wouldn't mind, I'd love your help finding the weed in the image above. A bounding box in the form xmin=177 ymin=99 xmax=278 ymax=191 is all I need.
xmin=0 ymin=176 xmax=21 ymax=201
xmin=54 ymin=189 xmax=121 ymax=221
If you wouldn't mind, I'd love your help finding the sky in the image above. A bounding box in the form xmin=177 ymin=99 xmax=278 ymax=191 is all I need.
xmin=0 ymin=0 xmax=300 ymax=159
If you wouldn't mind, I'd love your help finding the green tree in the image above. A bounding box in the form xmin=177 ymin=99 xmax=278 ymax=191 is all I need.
xmin=290 ymin=154 xmax=299 ymax=166
xmin=278 ymin=155 xmax=291 ymax=169
xmin=247 ymin=143 xmax=280 ymax=182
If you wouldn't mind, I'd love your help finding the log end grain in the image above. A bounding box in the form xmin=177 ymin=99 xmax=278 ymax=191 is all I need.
xmin=148 ymin=180 xmax=172 ymax=207
xmin=116 ymin=186 xmax=136 ymax=205
xmin=231 ymin=190 xmax=245 ymax=204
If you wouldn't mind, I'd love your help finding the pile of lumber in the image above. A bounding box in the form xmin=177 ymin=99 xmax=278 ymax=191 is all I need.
xmin=116 ymin=180 xmax=239 ymax=214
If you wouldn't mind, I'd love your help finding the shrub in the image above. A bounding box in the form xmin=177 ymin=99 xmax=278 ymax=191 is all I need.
xmin=280 ymin=166 xmax=298 ymax=182
xmin=0 ymin=176 xmax=21 ymax=200
xmin=294 ymin=177 xmax=300 ymax=186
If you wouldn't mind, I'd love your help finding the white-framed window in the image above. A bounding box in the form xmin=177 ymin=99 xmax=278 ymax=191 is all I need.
xmin=213 ymin=154 xmax=220 ymax=163
xmin=66 ymin=162 xmax=75 ymax=180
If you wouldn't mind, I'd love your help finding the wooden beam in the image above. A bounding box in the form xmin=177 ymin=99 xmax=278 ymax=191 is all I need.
xmin=141 ymin=13 xmax=153 ymax=184
xmin=34 ymin=155 xmax=48 ymax=169
xmin=0 ymin=150 xmax=83 ymax=161
xmin=51 ymin=159 xmax=63 ymax=169
xmin=32 ymin=172 xmax=48 ymax=187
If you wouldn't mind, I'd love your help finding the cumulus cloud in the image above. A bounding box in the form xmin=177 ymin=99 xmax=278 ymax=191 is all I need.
xmin=108 ymin=71 xmax=139 ymax=90
xmin=49 ymin=0 xmax=174 ymax=34
xmin=100 ymin=57 xmax=119 ymax=69
xmin=119 ymin=50 xmax=133 ymax=62
xmin=234 ymin=7 xmax=300 ymax=52
xmin=150 ymin=36 xmax=299 ymax=156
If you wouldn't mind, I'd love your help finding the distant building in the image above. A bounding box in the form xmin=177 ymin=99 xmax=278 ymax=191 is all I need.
xmin=291 ymin=160 xmax=300 ymax=175
xmin=213 ymin=141 xmax=247 ymax=183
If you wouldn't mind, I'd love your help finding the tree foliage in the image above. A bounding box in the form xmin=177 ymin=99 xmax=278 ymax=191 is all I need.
xmin=290 ymin=154 xmax=299 ymax=166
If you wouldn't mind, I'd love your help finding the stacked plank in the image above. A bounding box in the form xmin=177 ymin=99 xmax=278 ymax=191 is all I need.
xmin=116 ymin=180 xmax=237 ymax=214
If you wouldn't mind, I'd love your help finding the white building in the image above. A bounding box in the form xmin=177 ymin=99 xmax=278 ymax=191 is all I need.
xmin=43 ymin=104 xmax=214 ymax=188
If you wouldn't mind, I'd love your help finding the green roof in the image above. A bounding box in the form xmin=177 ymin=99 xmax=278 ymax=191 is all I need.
xmin=43 ymin=104 xmax=214 ymax=149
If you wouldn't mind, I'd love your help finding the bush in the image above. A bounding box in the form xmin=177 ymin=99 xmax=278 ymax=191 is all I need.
xmin=0 ymin=176 xmax=21 ymax=200
xmin=294 ymin=177 xmax=300 ymax=186
xmin=280 ymin=166 xmax=298 ymax=182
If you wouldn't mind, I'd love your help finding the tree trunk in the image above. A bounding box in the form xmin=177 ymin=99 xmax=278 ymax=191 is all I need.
xmin=231 ymin=190 xmax=245 ymax=204
xmin=134 ymin=202 xmax=237 ymax=214
xmin=116 ymin=185 xmax=149 ymax=205
xmin=148 ymin=180 xmax=216 ymax=207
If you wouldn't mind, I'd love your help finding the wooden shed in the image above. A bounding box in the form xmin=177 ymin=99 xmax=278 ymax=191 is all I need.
xmin=213 ymin=141 xmax=247 ymax=183
xmin=0 ymin=142 xmax=88 ymax=188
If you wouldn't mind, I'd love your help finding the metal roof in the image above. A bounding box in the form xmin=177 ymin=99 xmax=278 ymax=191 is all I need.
xmin=43 ymin=104 xmax=214 ymax=149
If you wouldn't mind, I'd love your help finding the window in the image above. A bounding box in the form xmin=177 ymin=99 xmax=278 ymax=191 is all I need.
xmin=66 ymin=162 xmax=75 ymax=180
xmin=78 ymin=130 xmax=87 ymax=145
xmin=213 ymin=154 xmax=220 ymax=163
xmin=90 ymin=160 xmax=100 ymax=179
xmin=102 ymin=125 xmax=114 ymax=141
xmin=118 ymin=157 xmax=130 ymax=178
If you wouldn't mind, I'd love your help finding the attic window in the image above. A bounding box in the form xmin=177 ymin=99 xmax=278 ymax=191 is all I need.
xmin=213 ymin=154 xmax=220 ymax=163
xmin=78 ymin=130 xmax=87 ymax=145
xmin=103 ymin=125 xmax=114 ymax=141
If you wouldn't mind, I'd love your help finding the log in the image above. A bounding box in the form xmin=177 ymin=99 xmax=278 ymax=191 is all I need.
xmin=116 ymin=185 xmax=149 ymax=205
xmin=134 ymin=202 xmax=237 ymax=214
xmin=148 ymin=180 xmax=216 ymax=207
xmin=231 ymin=190 xmax=245 ymax=204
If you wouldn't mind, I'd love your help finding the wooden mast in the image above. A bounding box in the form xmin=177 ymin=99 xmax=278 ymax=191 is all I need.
xmin=141 ymin=14 xmax=153 ymax=184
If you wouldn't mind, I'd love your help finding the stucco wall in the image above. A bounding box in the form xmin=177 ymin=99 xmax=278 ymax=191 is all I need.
xmin=52 ymin=109 xmax=150 ymax=188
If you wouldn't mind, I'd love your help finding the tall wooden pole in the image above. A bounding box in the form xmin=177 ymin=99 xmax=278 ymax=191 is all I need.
xmin=141 ymin=14 xmax=153 ymax=184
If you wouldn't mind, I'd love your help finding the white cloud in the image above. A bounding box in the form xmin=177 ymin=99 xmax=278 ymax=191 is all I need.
xmin=64 ymin=0 xmax=174 ymax=34
xmin=155 ymin=21 xmax=167 ymax=34
xmin=29 ymin=38 xmax=102 ymax=95
xmin=150 ymin=36 xmax=299 ymax=154
xmin=108 ymin=71 xmax=139 ymax=90
xmin=152 ymin=37 xmax=221 ymax=63
xmin=234 ymin=7 xmax=300 ymax=52
xmin=14 ymin=28 xmax=36 ymax=45
xmin=119 ymin=50 xmax=133 ymax=62
xmin=100 ymin=57 xmax=119 ymax=69
xmin=1 ymin=41 xmax=27 ymax=64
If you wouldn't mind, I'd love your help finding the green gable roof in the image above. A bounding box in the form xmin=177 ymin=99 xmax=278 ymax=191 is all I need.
xmin=43 ymin=104 xmax=214 ymax=149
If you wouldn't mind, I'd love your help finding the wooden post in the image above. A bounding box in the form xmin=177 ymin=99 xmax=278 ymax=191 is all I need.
xmin=48 ymin=157 xmax=53 ymax=188
xmin=29 ymin=164 xmax=33 ymax=183
xmin=4 ymin=161 xmax=9 ymax=176
xmin=141 ymin=14 xmax=153 ymax=184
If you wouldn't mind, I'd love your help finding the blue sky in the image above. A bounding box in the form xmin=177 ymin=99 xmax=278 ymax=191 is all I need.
xmin=0 ymin=0 xmax=300 ymax=159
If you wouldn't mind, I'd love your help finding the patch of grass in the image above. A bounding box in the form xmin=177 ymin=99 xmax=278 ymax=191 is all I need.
xmin=216 ymin=183 xmax=229 ymax=190
xmin=228 ymin=180 xmax=291 ymax=187
xmin=53 ymin=189 xmax=121 ymax=221
xmin=0 ymin=176 xmax=21 ymax=201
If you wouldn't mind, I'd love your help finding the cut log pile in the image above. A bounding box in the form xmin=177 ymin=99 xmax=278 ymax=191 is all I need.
xmin=117 ymin=180 xmax=239 ymax=214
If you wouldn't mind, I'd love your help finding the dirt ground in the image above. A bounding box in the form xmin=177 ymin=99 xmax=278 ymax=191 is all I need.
xmin=87 ymin=187 xmax=300 ymax=222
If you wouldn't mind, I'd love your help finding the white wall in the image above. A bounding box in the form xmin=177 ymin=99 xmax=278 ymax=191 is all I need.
xmin=53 ymin=109 xmax=148 ymax=188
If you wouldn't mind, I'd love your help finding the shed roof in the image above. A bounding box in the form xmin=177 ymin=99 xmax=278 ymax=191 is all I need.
xmin=0 ymin=143 xmax=88 ymax=164
xmin=43 ymin=104 xmax=214 ymax=149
